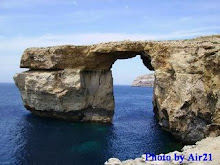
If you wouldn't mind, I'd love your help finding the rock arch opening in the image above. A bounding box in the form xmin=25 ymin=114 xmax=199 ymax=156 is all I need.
xmin=112 ymin=55 xmax=154 ymax=85
xmin=111 ymin=55 xmax=155 ymax=125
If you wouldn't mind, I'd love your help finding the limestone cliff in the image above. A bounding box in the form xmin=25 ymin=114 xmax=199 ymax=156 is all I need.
xmin=14 ymin=35 xmax=220 ymax=143
xmin=132 ymin=74 xmax=154 ymax=87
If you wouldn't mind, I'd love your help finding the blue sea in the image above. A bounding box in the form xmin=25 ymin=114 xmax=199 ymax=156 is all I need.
xmin=0 ymin=83 xmax=183 ymax=165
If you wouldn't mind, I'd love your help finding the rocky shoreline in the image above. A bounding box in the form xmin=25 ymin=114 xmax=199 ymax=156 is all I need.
xmin=105 ymin=136 xmax=220 ymax=165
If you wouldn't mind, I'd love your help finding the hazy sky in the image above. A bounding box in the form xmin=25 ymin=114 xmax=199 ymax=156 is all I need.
xmin=0 ymin=0 xmax=220 ymax=84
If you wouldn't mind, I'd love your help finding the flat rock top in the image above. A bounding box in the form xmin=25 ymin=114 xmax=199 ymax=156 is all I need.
xmin=20 ymin=35 xmax=220 ymax=70
xmin=24 ymin=35 xmax=220 ymax=53
xmin=27 ymin=34 xmax=220 ymax=48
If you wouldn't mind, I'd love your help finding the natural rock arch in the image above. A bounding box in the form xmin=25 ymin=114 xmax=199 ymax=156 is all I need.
xmin=14 ymin=35 xmax=220 ymax=143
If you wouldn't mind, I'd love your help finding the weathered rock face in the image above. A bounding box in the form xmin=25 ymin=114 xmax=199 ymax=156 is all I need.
xmin=132 ymin=73 xmax=154 ymax=87
xmin=14 ymin=35 xmax=220 ymax=143
xmin=14 ymin=69 xmax=114 ymax=122
xmin=152 ymin=36 xmax=220 ymax=143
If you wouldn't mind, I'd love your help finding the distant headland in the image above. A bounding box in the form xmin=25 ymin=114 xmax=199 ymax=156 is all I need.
xmin=132 ymin=73 xmax=154 ymax=87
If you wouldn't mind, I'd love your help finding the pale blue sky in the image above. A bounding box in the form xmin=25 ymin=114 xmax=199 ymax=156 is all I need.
xmin=0 ymin=0 xmax=220 ymax=84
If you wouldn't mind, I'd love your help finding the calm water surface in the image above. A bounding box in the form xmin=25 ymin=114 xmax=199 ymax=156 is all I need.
xmin=0 ymin=84 xmax=183 ymax=165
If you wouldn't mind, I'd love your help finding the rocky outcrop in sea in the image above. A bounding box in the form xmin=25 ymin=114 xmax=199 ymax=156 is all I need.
xmin=132 ymin=74 xmax=154 ymax=87
xmin=14 ymin=35 xmax=220 ymax=143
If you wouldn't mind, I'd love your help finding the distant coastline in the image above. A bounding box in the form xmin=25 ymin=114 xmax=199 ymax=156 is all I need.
xmin=131 ymin=73 xmax=154 ymax=87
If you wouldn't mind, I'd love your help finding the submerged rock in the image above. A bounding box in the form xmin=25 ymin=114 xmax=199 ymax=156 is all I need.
xmin=14 ymin=35 xmax=220 ymax=143
xmin=132 ymin=74 xmax=155 ymax=87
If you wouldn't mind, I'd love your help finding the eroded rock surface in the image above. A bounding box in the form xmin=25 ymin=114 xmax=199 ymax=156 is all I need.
xmin=14 ymin=35 xmax=220 ymax=142
xmin=132 ymin=74 xmax=155 ymax=87
xmin=14 ymin=69 xmax=114 ymax=122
